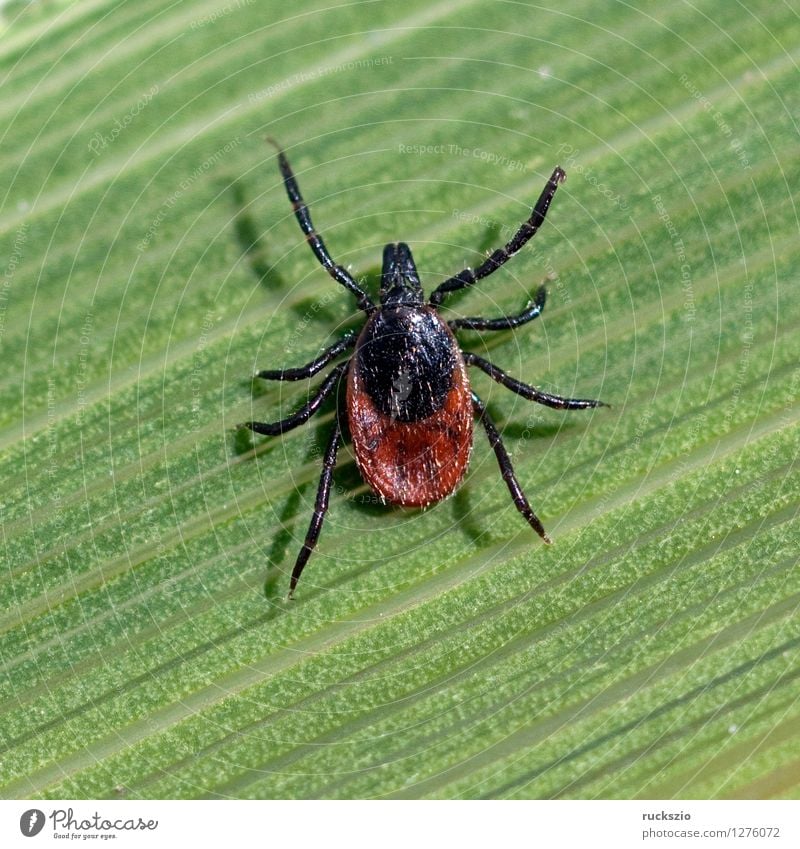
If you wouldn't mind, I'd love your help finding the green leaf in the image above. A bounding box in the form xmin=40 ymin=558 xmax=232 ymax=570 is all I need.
xmin=1 ymin=0 xmax=798 ymax=800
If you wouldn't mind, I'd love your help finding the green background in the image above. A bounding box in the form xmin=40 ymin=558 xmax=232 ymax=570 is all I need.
xmin=1 ymin=0 xmax=798 ymax=799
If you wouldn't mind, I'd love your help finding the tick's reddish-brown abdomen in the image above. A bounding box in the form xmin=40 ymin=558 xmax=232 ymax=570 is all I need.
xmin=346 ymin=306 xmax=473 ymax=508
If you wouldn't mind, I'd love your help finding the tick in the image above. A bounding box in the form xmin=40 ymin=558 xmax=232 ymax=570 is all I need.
xmin=241 ymin=142 xmax=605 ymax=598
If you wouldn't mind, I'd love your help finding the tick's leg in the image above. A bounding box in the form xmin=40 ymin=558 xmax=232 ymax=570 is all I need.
xmin=472 ymin=392 xmax=550 ymax=542
xmin=464 ymin=352 xmax=605 ymax=410
xmin=269 ymin=140 xmax=375 ymax=315
xmin=255 ymin=332 xmax=356 ymax=381
xmin=430 ymin=168 xmax=566 ymax=306
xmin=449 ymin=285 xmax=546 ymax=331
xmin=288 ymin=418 xmax=342 ymax=598
xmin=241 ymin=361 xmax=347 ymax=436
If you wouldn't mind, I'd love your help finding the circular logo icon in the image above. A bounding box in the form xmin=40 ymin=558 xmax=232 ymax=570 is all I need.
xmin=19 ymin=810 xmax=46 ymax=837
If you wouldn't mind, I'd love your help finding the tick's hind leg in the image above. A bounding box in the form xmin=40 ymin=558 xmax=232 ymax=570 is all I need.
xmin=288 ymin=418 xmax=342 ymax=598
xmin=472 ymin=392 xmax=551 ymax=543
xmin=449 ymin=285 xmax=547 ymax=331
xmin=464 ymin=352 xmax=605 ymax=410
xmin=241 ymin=361 xmax=347 ymax=436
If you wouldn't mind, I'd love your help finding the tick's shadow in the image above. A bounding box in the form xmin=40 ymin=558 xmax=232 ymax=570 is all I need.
xmin=230 ymin=178 xmax=381 ymax=328
xmin=442 ymin=217 xmax=510 ymax=311
xmin=495 ymin=419 xmax=570 ymax=440
xmin=230 ymin=179 xmax=286 ymax=293
xmin=477 ymin=217 xmax=507 ymax=255
xmin=256 ymin=392 xmax=355 ymax=601
xmin=451 ymin=485 xmax=485 ymax=546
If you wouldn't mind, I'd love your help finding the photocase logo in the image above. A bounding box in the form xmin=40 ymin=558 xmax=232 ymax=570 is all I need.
xmin=389 ymin=367 xmax=413 ymax=418
xmin=19 ymin=809 xmax=45 ymax=837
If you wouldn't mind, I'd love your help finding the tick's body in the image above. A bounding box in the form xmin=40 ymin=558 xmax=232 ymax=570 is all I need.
xmin=241 ymin=142 xmax=605 ymax=597
xmin=348 ymin=301 xmax=473 ymax=507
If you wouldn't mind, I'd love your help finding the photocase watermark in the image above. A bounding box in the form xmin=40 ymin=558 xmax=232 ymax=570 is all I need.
xmin=45 ymin=372 xmax=66 ymax=540
xmin=19 ymin=809 xmax=45 ymax=837
xmin=19 ymin=806 xmax=158 ymax=836
xmin=556 ymin=144 xmax=630 ymax=212
xmin=283 ymin=288 xmax=342 ymax=356
xmin=249 ymin=56 xmax=393 ymax=102
xmin=678 ymin=73 xmax=752 ymax=170
xmin=399 ymin=142 xmax=527 ymax=173
xmin=46 ymin=376 xmax=59 ymax=474
xmin=590 ymin=406 xmax=655 ymax=519
xmin=389 ymin=367 xmax=412 ymax=419
xmin=651 ymin=193 xmax=695 ymax=323
xmin=0 ymin=220 xmax=28 ymax=344
xmin=137 ymin=136 xmax=242 ymax=252
xmin=679 ymin=72 xmax=752 ymax=169
xmin=88 ymin=84 xmax=159 ymax=156
xmin=722 ymin=279 xmax=754 ymax=428
xmin=190 ymin=310 xmax=217 ymax=429
xmin=452 ymin=208 xmax=515 ymax=241
xmin=763 ymin=365 xmax=800 ymax=469
xmin=451 ymin=207 xmax=568 ymax=306
xmin=301 ymin=425 xmax=385 ymax=506
xmin=190 ymin=0 xmax=254 ymax=29
xmin=75 ymin=311 xmax=94 ymax=428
